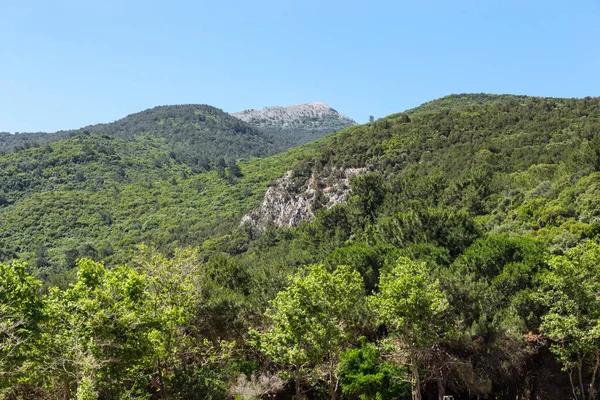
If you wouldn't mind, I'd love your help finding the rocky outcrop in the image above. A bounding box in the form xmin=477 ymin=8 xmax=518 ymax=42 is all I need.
xmin=241 ymin=167 xmax=365 ymax=229
xmin=232 ymin=103 xmax=357 ymax=147
xmin=233 ymin=102 xmax=355 ymax=127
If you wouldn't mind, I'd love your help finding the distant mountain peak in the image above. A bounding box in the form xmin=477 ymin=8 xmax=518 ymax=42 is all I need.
xmin=233 ymin=102 xmax=354 ymax=125
xmin=231 ymin=102 xmax=356 ymax=147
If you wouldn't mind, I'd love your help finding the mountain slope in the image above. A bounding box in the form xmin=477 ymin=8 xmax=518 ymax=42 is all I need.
xmin=3 ymin=94 xmax=600 ymax=280
xmin=243 ymin=94 xmax=600 ymax=237
xmin=232 ymin=102 xmax=357 ymax=147
xmin=0 ymin=131 xmax=68 ymax=153
xmin=1 ymin=105 xmax=279 ymax=172
xmin=78 ymin=104 xmax=277 ymax=163
xmin=0 ymin=129 xmax=326 ymax=276
xmin=225 ymin=94 xmax=600 ymax=400
xmin=1 ymin=103 xmax=356 ymax=167
xmin=4 ymin=94 xmax=600 ymax=399
xmin=0 ymin=101 xmax=357 ymax=274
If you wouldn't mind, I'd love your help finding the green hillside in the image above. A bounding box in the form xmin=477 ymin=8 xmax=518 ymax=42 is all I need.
xmin=0 ymin=103 xmax=351 ymax=168
xmin=0 ymin=130 xmax=330 ymax=278
xmin=402 ymin=92 xmax=531 ymax=116
xmin=3 ymin=94 xmax=600 ymax=399
xmin=0 ymin=131 xmax=68 ymax=153
xmin=1 ymin=105 xmax=281 ymax=170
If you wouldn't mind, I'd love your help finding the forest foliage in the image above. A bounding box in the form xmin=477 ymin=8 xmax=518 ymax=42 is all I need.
xmin=2 ymin=94 xmax=600 ymax=399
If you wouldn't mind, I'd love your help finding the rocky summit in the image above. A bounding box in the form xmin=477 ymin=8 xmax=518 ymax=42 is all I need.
xmin=232 ymin=102 xmax=357 ymax=147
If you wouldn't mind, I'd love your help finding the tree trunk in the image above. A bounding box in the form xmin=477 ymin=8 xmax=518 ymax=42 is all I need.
xmin=588 ymin=352 xmax=600 ymax=400
xmin=578 ymin=359 xmax=586 ymax=400
xmin=328 ymin=378 xmax=337 ymax=400
xmin=157 ymin=358 xmax=168 ymax=399
xmin=437 ymin=374 xmax=446 ymax=400
xmin=328 ymin=358 xmax=337 ymax=400
xmin=63 ymin=377 xmax=70 ymax=400
xmin=412 ymin=357 xmax=422 ymax=400
xmin=295 ymin=370 xmax=303 ymax=400
xmin=569 ymin=369 xmax=580 ymax=400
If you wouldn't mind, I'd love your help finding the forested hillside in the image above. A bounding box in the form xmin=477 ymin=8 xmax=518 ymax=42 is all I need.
xmin=0 ymin=131 xmax=70 ymax=153
xmin=1 ymin=103 xmax=351 ymax=167
xmin=3 ymin=94 xmax=600 ymax=400
xmin=0 ymin=131 xmax=330 ymax=280
xmin=0 ymin=105 xmax=280 ymax=169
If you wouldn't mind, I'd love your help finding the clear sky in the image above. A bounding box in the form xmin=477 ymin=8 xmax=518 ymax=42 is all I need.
xmin=1 ymin=0 xmax=599 ymax=132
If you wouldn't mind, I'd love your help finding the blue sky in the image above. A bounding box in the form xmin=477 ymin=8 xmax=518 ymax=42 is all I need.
xmin=1 ymin=0 xmax=599 ymax=132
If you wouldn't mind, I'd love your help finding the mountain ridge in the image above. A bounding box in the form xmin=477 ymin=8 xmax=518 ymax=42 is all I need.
xmin=0 ymin=102 xmax=356 ymax=157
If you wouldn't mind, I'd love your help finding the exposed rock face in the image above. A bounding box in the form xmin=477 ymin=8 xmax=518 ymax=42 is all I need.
xmin=241 ymin=167 xmax=366 ymax=229
xmin=232 ymin=103 xmax=357 ymax=146
xmin=233 ymin=102 xmax=356 ymax=127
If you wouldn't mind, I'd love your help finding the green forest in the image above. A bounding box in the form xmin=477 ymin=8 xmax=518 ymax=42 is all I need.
xmin=3 ymin=94 xmax=600 ymax=399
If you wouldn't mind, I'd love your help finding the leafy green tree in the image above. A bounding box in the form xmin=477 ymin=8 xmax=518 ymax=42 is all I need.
xmin=42 ymin=259 xmax=156 ymax=399
xmin=252 ymin=264 xmax=365 ymax=399
xmin=227 ymin=159 xmax=243 ymax=178
xmin=34 ymin=244 xmax=51 ymax=269
xmin=0 ymin=262 xmax=45 ymax=387
xmin=375 ymin=206 xmax=478 ymax=258
xmin=539 ymin=241 xmax=600 ymax=400
xmin=369 ymin=257 xmax=450 ymax=400
xmin=339 ymin=338 xmax=410 ymax=400
xmin=216 ymin=157 xmax=227 ymax=178
xmin=448 ymin=234 xmax=547 ymax=336
xmin=348 ymin=173 xmax=387 ymax=235
xmin=135 ymin=245 xmax=235 ymax=399
xmin=326 ymin=244 xmax=391 ymax=294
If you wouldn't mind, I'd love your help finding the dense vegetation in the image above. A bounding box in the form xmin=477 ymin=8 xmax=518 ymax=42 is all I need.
xmin=3 ymin=94 xmax=600 ymax=399
xmin=0 ymin=130 xmax=329 ymax=279
xmin=0 ymin=131 xmax=69 ymax=153
xmin=0 ymin=104 xmax=340 ymax=169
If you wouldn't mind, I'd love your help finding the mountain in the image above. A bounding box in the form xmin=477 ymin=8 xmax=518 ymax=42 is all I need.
xmin=0 ymin=132 xmax=293 ymax=273
xmin=243 ymin=94 xmax=600 ymax=233
xmin=0 ymin=101 xmax=357 ymax=276
xmin=1 ymin=105 xmax=278 ymax=172
xmin=222 ymin=94 xmax=600 ymax=398
xmin=4 ymin=93 xmax=600 ymax=399
xmin=4 ymin=93 xmax=599 ymax=277
xmin=232 ymin=102 xmax=357 ymax=147
xmin=0 ymin=103 xmax=356 ymax=169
